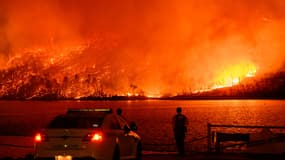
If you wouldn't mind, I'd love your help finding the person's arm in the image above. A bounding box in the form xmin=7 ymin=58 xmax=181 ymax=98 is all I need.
xmin=183 ymin=114 xmax=189 ymax=132
xmin=185 ymin=115 xmax=189 ymax=125
xmin=172 ymin=115 xmax=176 ymax=130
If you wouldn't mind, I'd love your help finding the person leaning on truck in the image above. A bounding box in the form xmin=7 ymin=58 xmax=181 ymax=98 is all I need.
xmin=172 ymin=107 xmax=189 ymax=155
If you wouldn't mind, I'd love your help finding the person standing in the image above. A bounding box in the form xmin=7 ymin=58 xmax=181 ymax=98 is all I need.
xmin=116 ymin=108 xmax=128 ymax=128
xmin=172 ymin=107 xmax=189 ymax=155
xmin=116 ymin=108 xmax=127 ymax=121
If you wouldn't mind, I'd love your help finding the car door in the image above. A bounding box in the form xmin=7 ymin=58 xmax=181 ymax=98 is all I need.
xmin=116 ymin=115 xmax=138 ymax=158
xmin=102 ymin=114 xmax=133 ymax=158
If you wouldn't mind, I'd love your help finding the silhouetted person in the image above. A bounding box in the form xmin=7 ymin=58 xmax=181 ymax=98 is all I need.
xmin=172 ymin=107 xmax=189 ymax=155
xmin=116 ymin=108 xmax=127 ymax=122
xmin=116 ymin=108 xmax=125 ymax=119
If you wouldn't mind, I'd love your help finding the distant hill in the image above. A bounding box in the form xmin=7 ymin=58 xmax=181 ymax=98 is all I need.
xmin=1 ymin=71 xmax=285 ymax=100
xmin=170 ymin=71 xmax=285 ymax=100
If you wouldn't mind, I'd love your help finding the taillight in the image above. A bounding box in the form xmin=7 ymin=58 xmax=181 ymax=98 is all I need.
xmin=91 ymin=133 xmax=103 ymax=142
xmin=35 ymin=133 xmax=42 ymax=142
xmin=82 ymin=132 xmax=103 ymax=142
xmin=34 ymin=133 xmax=48 ymax=142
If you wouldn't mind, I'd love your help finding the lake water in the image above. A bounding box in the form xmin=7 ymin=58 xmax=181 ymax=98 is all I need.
xmin=1 ymin=99 xmax=285 ymax=157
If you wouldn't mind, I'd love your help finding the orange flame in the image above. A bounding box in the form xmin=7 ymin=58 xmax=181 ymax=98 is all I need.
xmin=194 ymin=62 xmax=257 ymax=93
xmin=1 ymin=1 xmax=285 ymax=99
xmin=212 ymin=63 xmax=257 ymax=88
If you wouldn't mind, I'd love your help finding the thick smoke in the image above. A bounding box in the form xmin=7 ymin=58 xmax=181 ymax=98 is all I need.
xmin=1 ymin=0 xmax=285 ymax=96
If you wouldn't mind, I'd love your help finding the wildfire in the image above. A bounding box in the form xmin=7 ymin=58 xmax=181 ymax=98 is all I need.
xmin=194 ymin=63 xmax=257 ymax=93
xmin=214 ymin=63 xmax=256 ymax=86
xmin=1 ymin=0 xmax=284 ymax=99
xmin=0 ymin=42 xmax=107 ymax=99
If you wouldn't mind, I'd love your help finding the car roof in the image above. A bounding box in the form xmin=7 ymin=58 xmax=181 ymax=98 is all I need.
xmin=48 ymin=111 xmax=110 ymax=128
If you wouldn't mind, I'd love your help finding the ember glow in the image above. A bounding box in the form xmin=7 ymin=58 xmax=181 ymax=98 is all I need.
xmin=0 ymin=0 xmax=285 ymax=99
xmin=212 ymin=63 xmax=257 ymax=88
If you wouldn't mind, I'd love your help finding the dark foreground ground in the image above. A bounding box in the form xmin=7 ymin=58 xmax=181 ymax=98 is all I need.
xmin=0 ymin=152 xmax=284 ymax=160
xmin=143 ymin=152 xmax=285 ymax=160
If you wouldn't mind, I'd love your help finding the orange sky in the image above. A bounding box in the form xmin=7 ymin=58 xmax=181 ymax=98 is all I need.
xmin=1 ymin=0 xmax=285 ymax=96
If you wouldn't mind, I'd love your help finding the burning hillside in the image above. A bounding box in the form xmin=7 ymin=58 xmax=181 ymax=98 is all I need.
xmin=1 ymin=0 xmax=285 ymax=99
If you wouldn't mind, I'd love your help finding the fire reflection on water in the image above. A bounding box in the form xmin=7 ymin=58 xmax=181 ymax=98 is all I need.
xmin=1 ymin=100 xmax=285 ymax=156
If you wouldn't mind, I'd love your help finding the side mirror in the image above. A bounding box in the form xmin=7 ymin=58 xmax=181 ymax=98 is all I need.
xmin=130 ymin=121 xmax=137 ymax=131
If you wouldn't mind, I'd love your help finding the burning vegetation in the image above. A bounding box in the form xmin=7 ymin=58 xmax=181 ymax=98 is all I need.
xmin=1 ymin=0 xmax=285 ymax=99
